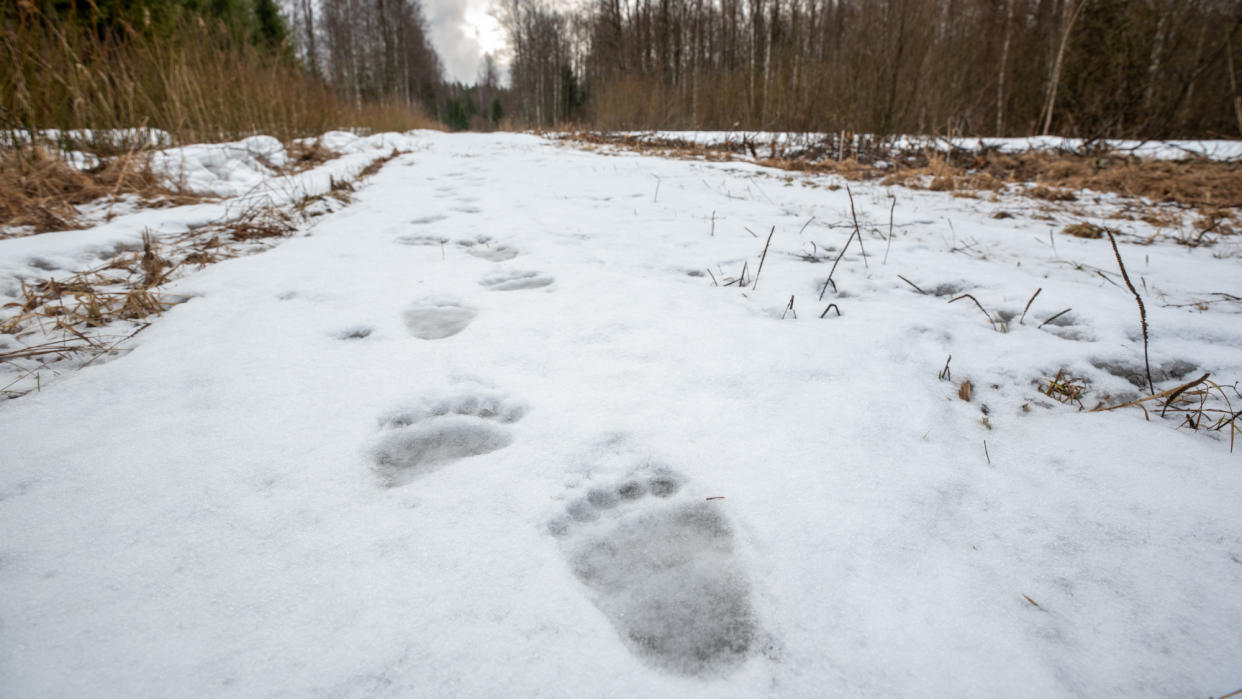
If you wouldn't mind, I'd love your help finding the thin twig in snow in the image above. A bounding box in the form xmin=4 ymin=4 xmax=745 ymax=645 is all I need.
xmin=781 ymin=295 xmax=796 ymax=319
xmin=898 ymin=275 xmax=927 ymax=294
xmin=1020 ymin=288 xmax=1042 ymax=324
xmin=949 ymin=294 xmax=998 ymax=331
xmin=1037 ymin=308 xmax=1073 ymax=328
xmin=1106 ymin=229 xmax=1154 ymax=394
xmin=846 ymin=185 xmax=869 ymax=268
xmin=753 ymin=226 xmax=775 ymax=291
xmin=1095 ymin=270 xmax=1123 ymax=289
xmin=883 ymin=196 xmax=896 ymax=264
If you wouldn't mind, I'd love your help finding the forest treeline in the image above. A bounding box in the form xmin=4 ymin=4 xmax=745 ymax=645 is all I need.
xmin=500 ymin=0 xmax=1242 ymax=138
xmin=6 ymin=0 xmax=1241 ymax=141
xmin=1 ymin=0 xmax=449 ymax=143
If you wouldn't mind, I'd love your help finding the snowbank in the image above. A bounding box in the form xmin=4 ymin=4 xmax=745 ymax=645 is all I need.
xmin=149 ymin=135 xmax=289 ymax=197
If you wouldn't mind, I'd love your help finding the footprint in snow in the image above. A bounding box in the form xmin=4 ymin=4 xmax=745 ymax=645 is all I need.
xmin=479 ymin=269 xmax=554 ymax=291
xmin=395 ymin=234 xmax=449 ymax=247
xmin=410 ymin=215 xmax=447 ymax=225
xmin=402 ymin=298 xmax=477 ymax=339
xmin=457 ymin=235 xmax=519 ymax=261
xmin=335 ymin=326 xmax=373 ymax=340
xmin=396 ymin=234 xmax=520 ymax=262
xmin=452 ymin=205 xmax=482 ymax=214
xmin=371 ymin=391 xmax=526 ymax=487
xmin=550 ymin=465 xmax=761 ymax=677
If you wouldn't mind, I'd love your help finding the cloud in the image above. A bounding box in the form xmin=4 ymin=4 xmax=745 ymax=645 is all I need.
xmin=422 ymin=0 xmax=506 ymax=84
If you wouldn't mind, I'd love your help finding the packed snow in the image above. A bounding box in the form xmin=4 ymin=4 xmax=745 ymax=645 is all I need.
xmin=1 ymin=132 xmax=1240 ymax=697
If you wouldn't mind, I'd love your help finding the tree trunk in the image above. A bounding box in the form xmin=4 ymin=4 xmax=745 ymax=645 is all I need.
xmin=1228 ymin=26 xmax=1242 ymax=136
xmin=996 ymin=0 xmax=1014 ymax=135
xmin=1040 ymin=0 xmax=1086 ymax=136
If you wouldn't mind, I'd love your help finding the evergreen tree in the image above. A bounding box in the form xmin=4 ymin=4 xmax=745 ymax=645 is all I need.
xmin=446 ymin=98 xmax=469 ymax=131
xmin=251 ymin=0 xmax=286 ymax=48
xmin=490 ymin=97 xmax=504 ymax=127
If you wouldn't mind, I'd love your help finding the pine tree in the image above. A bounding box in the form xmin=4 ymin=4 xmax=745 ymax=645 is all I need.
xmin=252 ymin=0 xmax=286 ymax=49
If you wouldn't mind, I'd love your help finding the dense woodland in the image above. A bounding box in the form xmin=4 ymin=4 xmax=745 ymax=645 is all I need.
xmin=500 ymin=0 xmax=1242 ymax=138
xmin=4 ymin=0 xmax=1242 ymax=140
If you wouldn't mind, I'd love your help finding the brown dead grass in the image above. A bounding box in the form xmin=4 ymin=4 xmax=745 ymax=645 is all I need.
xmin=285 ymin=140 xmax=344 ymax=175
xmin=0 ymin=147 xmax=199 ymax=235
xmin=563 ymin=133 xmax=1242 ymax=224
xmin=1062 ymin=222 xmax=1106 ymax=239
xmin=359 ymin=148 xmax=403 ymax=179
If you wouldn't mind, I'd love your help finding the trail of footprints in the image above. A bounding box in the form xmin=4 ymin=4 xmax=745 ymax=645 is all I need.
xmin=367 ymin=210 xmax=761 ymax=677
xmin=395 ymin=222 xmax=554 ymax=340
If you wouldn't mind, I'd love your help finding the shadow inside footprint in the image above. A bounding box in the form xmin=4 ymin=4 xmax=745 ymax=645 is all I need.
xmin=456 ymin=236 xmax=519 ymax=262
xmin=479 ymin=270 xmax=554 ymax=291
xmin=463 ymin=245 xmax=519 ymax=262
xmin=553 ymin=470 xmax=758 ymax=676
xmin=395 ymin=234 xmax=449 ymax=246
xmin=410 ymin=215 xmax=448 ymax=225
xmin=371 ymin=393 xmax=525 ymax=487
xmin=403 ymin=299 xmax=477 ymax=339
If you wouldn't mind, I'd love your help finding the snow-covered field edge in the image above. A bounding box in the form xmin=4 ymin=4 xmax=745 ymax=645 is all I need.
xmin=0 ymin=131 xmax=431 ymax=397
xmin=577 ymin=130 xmax=1242 ymax=161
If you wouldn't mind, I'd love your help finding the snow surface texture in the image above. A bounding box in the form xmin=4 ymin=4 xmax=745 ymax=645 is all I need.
xmin=148 ymin=131 xmax=418 ymax=198
xmin=1 ymin=132 xmax=1241 ymax=697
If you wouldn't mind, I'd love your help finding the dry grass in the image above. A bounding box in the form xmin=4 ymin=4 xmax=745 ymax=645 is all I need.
xmin=563 ymin=133 xmax=1241 ymax=229
xmin=0 ymin=147 xmax=198 ymax=234
xmin=1091 ymin=373 xmax=1242 ymax=452
xmin=1062 ymin=222 xmax=1105 ymax=239
xmin=285 ymin=140 xmax=344 ymax=174
xmin=2 ymin=136 xmax=367 ymax=238
xmin=1041 ymin=369 xmax=1089 ymax=409
xmin=1 ymin=9 xmax=440 ymax=147
xmin=1034 ymin=367 xmax=1241 ymax=451
xmin=359 ymin=148 xmax=403 ymax=179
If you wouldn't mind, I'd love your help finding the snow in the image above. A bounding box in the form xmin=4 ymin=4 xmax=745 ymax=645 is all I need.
xmin=141 ymin=131 xmax=438 ymax=197
xmin=617 ymin=131 xmax=1242 ymax=161
xmin=1 ymin=132 xmax=1241 ymax=697
xmin=0 ymin=131 xmax=430 ymax=341
xmin=0 ymin=128 xmax=174 ymax=150
xmin=149 ymin=135 xmax=289 ymax=196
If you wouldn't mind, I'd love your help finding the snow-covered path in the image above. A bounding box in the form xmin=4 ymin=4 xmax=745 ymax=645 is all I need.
xmin=2 ymin=133 xmax=1240 ymax=697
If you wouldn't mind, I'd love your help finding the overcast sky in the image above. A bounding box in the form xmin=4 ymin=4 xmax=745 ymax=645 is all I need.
xmin=422 ymin=0 xmax=508 ymax=84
